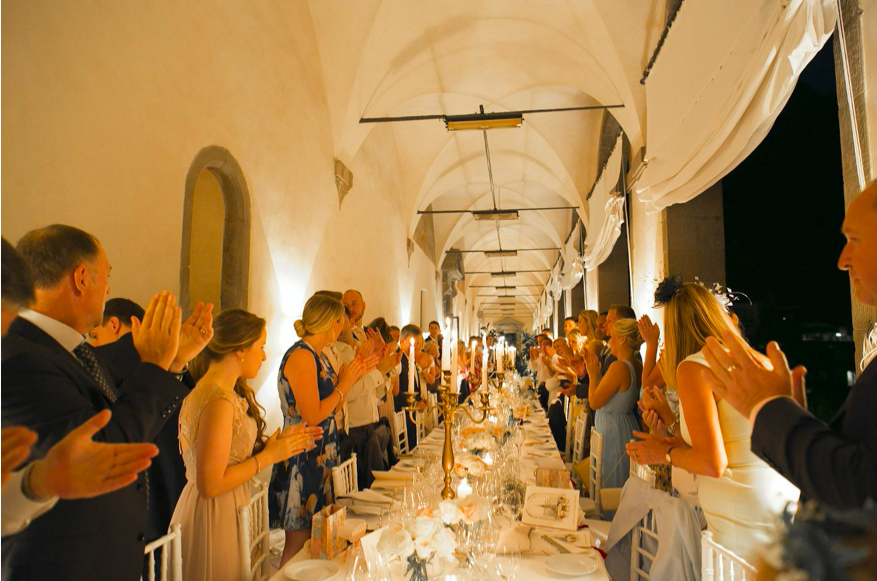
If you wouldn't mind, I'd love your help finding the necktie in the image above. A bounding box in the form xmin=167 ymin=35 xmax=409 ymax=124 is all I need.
xmin=72 ymin=342 xmax=150 ymax=515
xmin=73 ymin=342 xmax=117 ymax=403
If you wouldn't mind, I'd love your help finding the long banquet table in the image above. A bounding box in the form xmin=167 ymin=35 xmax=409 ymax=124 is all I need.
xmin=269 ymin=397 xmax=611 ymax=581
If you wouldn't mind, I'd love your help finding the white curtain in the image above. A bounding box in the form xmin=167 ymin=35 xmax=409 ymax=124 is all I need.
xmin=634 ymin=0 xmax=836 ymax=211
xmin=560 ymin=226 xmax=584 ymax=290
xmin=583 ymin=134 xmax=624 ymax=271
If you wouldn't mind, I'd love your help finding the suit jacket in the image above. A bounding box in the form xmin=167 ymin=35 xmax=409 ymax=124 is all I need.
xmin=751 ymin=358 xmax=877 ymax=509
xmin=1 ymin=318 xmax=188 ymax=581
xmin=99 ymin=333 xmax=194 ymax=542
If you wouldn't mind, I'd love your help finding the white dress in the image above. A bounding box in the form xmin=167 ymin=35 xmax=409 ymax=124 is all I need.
xmin=678 ymin=351 xmax=800 ymax=560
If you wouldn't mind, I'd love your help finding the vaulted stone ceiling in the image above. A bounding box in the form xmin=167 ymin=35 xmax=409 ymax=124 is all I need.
xmin=308 ymin=0 xmax=667 ymax=326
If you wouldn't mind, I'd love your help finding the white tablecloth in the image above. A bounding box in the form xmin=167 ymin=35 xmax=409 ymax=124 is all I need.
xmin=270 ymin=406 xmax=611 ymax=581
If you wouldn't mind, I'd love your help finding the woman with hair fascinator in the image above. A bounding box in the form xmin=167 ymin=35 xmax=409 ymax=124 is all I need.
xmin=625 ymin=277 xmax=799 ymax=562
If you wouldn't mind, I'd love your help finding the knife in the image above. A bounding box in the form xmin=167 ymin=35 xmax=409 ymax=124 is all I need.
xmin=540 ymin=534 xmax=571 ymax=553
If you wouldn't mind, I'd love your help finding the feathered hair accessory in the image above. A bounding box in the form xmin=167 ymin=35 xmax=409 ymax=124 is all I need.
xmin=654 ymin=275 xmax=684 ymax=307
xmin=653 ymin=275 xmax=749 ymax=311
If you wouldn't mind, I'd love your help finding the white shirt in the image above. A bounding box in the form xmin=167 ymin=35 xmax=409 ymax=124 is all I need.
xmin=1 ymin=465 xmax=59 ymax=537
xmin=18 ymin=309 xmax=85 ymax=353
xmin=324 ymin=342 xmax=386 ymax=430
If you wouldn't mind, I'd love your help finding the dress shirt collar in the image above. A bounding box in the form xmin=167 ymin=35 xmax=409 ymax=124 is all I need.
xmin=18 ymin=309 xmax=85 ymax=353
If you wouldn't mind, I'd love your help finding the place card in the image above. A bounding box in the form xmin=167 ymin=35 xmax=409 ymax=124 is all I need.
xmin=521 ymin=485 xmax=579 ymax=531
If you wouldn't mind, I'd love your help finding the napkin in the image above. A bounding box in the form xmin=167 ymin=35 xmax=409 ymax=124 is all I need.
xmin=497 ymin=524 xmax=532 ymax=554
xmin=337 ymin=490 xmax=394 ymax=505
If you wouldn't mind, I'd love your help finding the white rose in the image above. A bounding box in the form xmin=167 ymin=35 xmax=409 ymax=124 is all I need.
xmin=413 ymin=535 xmax=436 ymax=560
xmin=377 ymin=527 xmax=414 ymax=560
xmin=439 ymin=500 xmax=463 ymax=525
xmin=457 ymin=495 xmax=489 ymax=524
xmin=430 ymin=527 xmax=457 ymax=561
xmin=406 ymin=516 xmax=440 ymax=540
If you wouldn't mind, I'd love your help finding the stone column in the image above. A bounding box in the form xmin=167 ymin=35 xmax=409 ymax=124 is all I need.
xmin=664 ymin=181 xmax=726 ymax=287
xmin=597 ymin=226 xmax=632 ymax=310
xmin=833 ymin=0 xmax=875 ymax=370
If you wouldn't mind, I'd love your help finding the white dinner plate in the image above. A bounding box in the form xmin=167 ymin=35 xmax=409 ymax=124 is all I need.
xmin=283 ymin=559 xmax=341 ymax=581
xmin=543 ymin=553 xmax=599 ymax=576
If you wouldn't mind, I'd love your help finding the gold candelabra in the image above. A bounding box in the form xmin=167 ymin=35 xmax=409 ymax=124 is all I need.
xmin=403 ymin=370 xmax=492 ymax=499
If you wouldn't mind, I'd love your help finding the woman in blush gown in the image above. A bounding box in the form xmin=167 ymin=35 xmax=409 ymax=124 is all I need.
xmin=627 ymin=280 xmax=800 ymax=561
xmin=171 ymin=309 xmax=319 ymax=581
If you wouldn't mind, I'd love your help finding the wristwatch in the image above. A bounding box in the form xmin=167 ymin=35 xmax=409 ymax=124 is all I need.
xmin=664 ymin=445 xmax=676 ymax=465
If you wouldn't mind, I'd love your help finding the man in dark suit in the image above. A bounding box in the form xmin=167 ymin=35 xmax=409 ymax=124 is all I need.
xmin=87 ymin=297 xmax=145 ymax=347
xmin=704 ymin=183 xmax=877 ymax=508
xmin=98 ymin=303 xmax=213 ymax=543
xmin=1 ymin=225 xmax=207 ymax=580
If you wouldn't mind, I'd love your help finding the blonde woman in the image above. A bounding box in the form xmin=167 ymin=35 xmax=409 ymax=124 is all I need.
xmin=269 ymin=294 xmax=374 ymax=565
xmin=585 ymin=319 xmax=643 ymax=488
xmin=172 ymin=309 xmax=319 ymax=581
xmin=626 ymin=279 xmax=799 ymax=560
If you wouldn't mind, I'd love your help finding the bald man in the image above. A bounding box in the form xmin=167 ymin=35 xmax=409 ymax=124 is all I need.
xmin=704 ymin=182 xmax=877 ymax=508
xmin=342 ymin=290 xmax=366 ymax=343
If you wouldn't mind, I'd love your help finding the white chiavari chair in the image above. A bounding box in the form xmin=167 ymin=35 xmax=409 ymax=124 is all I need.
xmin=393 ymin=410 xmax=410 ymax=456
xmin=332 ymin=452 xmax=358 ymax=497
xmin=428 ymin=392 xmax=439 ymax=429
xmin=141 ymin=524 xmax=183 ymax=581
xmin=239 ymin=480 xmax=271 ymax=581
xmin=628 ymin=457 xmax=660 ymax=581
xmin=579 ymin=428 xmax=603 ymax=515
xmin=701 ymin=531 xmax=757 ymax=581
xmin=630 ymin=457 xmax=656 ymax=487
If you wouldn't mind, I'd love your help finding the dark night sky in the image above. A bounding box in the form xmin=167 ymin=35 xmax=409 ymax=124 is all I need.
xmin=721 ymin=40 xmax=855 ymax=419
xmin=723 ymin=41 xmax=851 ymax=332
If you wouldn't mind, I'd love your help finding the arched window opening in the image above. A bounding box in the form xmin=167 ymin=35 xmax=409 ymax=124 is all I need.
xmin=180 ymin=146 xmax=250 ymax=314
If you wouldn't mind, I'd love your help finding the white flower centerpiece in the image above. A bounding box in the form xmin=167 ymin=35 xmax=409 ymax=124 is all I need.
xmin=377 ymin=514 xmax=455 ymax=581
xmin=438 ymin=494 xmax=493 ymax=568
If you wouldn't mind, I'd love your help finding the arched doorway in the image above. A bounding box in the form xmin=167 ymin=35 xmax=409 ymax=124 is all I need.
xmin=180 ymin=146 xmax=250 ymax=314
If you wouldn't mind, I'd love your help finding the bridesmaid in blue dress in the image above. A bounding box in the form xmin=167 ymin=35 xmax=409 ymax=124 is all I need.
xmin=585 ymin=318 xmax=643 ymax=489
xmin=269 ymin=293 xmax=369 ymax=566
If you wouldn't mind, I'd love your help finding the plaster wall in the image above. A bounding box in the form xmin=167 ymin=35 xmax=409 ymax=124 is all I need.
xmin=1 ymin=0 xmax=439 ymax=431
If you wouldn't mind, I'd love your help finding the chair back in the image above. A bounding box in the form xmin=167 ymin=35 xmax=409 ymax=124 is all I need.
xmin=239 ymin=480 xmax=271 ymax=581
xmin=393 ymin=410 xmax=410 ymax=456
xmin=572 ymin=413 xmax=587 ymax=464
xmin=588 ymin=428 xmax=603 ymax=516
xmin=630 ymin=506 xmax=660 ymax=581
xmin=428 ymin=392 xmax=439 ymax=429
xmin=629 ymin=458 xmax=656 ymax=487
xmin=332 ymin=453 xmax=358 ymax=497
xmin=142 ymin=524 xmax=183 ymax=581
xmin=701 ymin=530 xmax=756 ymax=581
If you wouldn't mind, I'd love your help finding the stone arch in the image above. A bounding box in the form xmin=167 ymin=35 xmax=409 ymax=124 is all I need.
xmin=180 ymin=146 xmax=250 ymax=314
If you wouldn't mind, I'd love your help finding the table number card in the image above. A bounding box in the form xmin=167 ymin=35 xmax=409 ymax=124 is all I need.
xmin=521 ymin=485 xmax=579 ymax=531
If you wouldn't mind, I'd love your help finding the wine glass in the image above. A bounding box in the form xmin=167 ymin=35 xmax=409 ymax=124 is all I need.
xmin=495 ymin=553 xmax=520 ymax=580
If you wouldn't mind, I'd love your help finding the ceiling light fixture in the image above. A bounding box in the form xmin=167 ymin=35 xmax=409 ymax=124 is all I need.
xmin=492 ymin=272 xmax=516 ymax=278
xmin=445 ymin=112 xmax=523 ymax=131
xmin=472 ymin=210 xmax=519 ymax=221
xmin=484 ymin=250 xmax=518 ymax=258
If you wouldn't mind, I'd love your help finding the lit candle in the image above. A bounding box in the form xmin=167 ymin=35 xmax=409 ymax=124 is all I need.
xmin=457 ymin=477 xmax=472 ymax=498
xmin=451 ymin=328 xmax=459 ymax=394
xmin=469 ymin=340 xmax=476 ymax=381
xmin=408 ymin=339 xmax=416 ymax=394
xmin=497 ymin=338 xmax=504 ymax=374
xmin=442 ymin=318 xmax=451 ymax=372
xmin=481 ymin=333 xmax=488 ymax=392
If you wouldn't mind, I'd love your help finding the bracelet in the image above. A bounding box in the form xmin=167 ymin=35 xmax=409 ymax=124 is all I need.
xmin=254 ymin=454 xmax=262 ymax=474
xmin=334 ymin=388 xmax=344 ymax=401
xmin=667 ymin=419 xmax=679 ymax=437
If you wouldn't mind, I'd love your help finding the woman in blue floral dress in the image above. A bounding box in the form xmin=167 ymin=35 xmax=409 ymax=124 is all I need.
xmin=269 ymin=293 xmax=370 ymax=565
